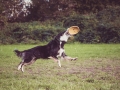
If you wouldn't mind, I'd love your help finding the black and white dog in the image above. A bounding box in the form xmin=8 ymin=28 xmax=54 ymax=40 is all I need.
xmin=14 ymin=28 xmax=78 ymax=72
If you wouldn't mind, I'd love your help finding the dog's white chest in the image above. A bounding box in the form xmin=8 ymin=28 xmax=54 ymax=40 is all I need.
xmin=57 ymin=42 xmax=65 ymax=57
xmin=57 ymin=48 xmax=64 ymax=57
xmin=60 ymin=33 xmax=69 ymax=42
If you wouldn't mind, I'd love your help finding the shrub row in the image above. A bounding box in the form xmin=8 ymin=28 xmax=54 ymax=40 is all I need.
xmin=64 ymin=7 xmax=120 ymax=43
xmin=0 ymin=21 xmax=66 ymax=44
xmin=0 ymin=7 xmax=120 ymax=44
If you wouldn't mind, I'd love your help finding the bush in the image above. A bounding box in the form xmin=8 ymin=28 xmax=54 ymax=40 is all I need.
xmin=96 ymin=25 xmax=120 ymax=43
xmin=0 ymin=7 xmax=120 ymax=44
xmin=63 ymin=6 xmax=120 ymax=43
xmin=0 ymin=21 xmax=66 ymax=44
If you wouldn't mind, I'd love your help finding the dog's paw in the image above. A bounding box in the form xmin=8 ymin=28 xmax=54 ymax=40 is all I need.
xmin=71 ymin=57 xmax=78 ymax=61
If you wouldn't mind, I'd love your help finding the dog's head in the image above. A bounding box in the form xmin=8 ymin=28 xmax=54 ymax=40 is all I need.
xmin=55 ymin=26 xmax=80 ymax=42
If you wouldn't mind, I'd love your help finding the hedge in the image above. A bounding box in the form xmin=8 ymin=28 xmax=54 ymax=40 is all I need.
xmin=0 ymin=7 xmax=120 ymax=44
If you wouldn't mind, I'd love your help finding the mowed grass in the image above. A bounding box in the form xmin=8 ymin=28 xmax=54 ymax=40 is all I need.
xmin=0 ymin=44 xmax=120 ymax=90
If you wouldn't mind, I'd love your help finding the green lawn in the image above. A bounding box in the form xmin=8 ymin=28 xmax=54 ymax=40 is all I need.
xmin=0 ymin=44 xmax=120 ymax=90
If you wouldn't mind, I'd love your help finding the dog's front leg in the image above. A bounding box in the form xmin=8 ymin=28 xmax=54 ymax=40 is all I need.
xmin=49 ymin=56 xmax=61 ymax=67
xmin=64 ymin=56 xmax=78 ymax=61
xmin=62 ymin=52 xmax=77 ymax=61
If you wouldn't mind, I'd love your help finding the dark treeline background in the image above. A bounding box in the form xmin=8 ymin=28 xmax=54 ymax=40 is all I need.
xmin=0 ymin=0 xmax=120 ymax=44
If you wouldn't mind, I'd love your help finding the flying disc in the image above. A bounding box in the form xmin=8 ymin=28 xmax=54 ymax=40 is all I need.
xmin=68 ymin=26 xmax=80 ymax=35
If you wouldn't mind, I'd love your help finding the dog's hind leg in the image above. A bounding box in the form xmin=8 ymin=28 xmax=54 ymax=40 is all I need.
xmin=21 ymin=64 xmax=25 ymax=72
xmin=18 ymin=62 xmax=23 ymax=71
xmin=20 ymin=57 xmax=36 ymax=72
xmin=17 ymin=61 xmax=25 ymax=72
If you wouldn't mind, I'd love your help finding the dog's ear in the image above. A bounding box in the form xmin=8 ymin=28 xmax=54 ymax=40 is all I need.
xmin=68 ymin=26 xmax=80 ymax=35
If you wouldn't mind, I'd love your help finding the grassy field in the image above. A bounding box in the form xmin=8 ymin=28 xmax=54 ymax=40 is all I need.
xmin=0 ymin=44 xmax=120 ymax=90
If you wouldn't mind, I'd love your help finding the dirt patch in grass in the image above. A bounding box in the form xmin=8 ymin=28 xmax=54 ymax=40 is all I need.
xmin=68 ymin=58 xmax=120 ymax=80
xmin=12 ymin=58 xmax=120 ymax=85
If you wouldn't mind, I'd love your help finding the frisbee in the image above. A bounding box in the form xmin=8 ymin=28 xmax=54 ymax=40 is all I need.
xmin=68 ymin=26 xmax=80 ymax=35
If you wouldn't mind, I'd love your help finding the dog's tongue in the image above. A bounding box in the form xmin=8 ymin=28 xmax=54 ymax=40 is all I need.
xmin=68 ymin=26 xmax=80 ymax=35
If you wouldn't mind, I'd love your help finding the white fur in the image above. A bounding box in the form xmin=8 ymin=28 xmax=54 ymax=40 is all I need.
xmin=57 ymin=41 xmax=66 ymax=58
xmin=58 ymin=60 xmax=61 ymax=67
xmin=18 ymin=64 xmax=22 ymax=70
xmin=60 ymin=34 xmax=69 ymax=42
xmin=18 ymin=63 xmax=24 ymax=72
xmin=21 ymin=65 xmax=24 ymax=72
xmin=60 ymin=30 xmax=70 ymax=42
xmin=57 ymin=48 xmax=64 ymax=57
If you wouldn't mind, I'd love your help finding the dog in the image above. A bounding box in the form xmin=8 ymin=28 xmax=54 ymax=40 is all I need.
xmin=14 ymin=26 xmax=80 ymax=72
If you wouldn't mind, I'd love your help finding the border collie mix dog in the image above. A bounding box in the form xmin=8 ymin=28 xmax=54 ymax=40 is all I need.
xmin=14 ymin=26 xmax=80 ymax=72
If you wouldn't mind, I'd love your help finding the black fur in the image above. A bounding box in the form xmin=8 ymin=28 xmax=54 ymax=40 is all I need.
xmin=14 ymin=30 xmax=77 ymax=72
xmin=14 ymin=31 xmax=66 ymax=60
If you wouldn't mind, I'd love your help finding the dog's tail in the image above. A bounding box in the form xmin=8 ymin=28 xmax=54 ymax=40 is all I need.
xmin=14 ymin=50 xmax=21 ymax=57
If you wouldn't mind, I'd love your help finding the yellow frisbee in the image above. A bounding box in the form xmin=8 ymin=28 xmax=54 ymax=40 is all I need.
xmin=68 ymin=26 xmax=80 ymax=35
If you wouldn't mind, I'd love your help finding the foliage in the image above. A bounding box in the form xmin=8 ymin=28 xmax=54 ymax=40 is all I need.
xmin=0 ymin=6 xmax=120 ymax=44
xmin=0 ymin=21 xmax=65 ymax=44
xmin=0 ymin=0 xmax=120 ymax=22
xmin=63 ymin=6 xmax=120 ymax=43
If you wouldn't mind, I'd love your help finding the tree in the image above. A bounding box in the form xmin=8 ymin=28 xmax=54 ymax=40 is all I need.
xmin=1 ymin=0 xmax=120 ymax=22
xmin=1 ymin=0 xmax=33 ymax=22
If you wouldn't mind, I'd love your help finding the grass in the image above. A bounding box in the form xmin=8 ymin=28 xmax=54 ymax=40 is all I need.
xmin=0 ymin=44 xmax=120 ymax=90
